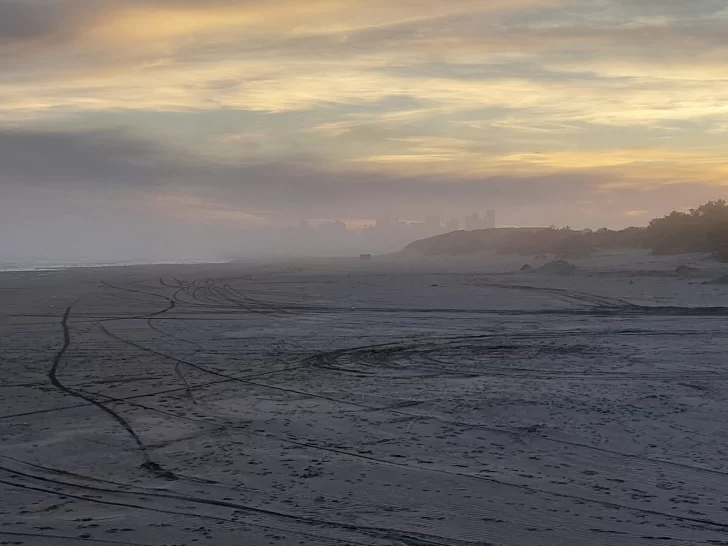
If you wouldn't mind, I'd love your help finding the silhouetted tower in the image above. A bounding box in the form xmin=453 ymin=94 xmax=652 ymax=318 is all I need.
xmin=446 ymin=217 xmax=460 ymax=231
xmin=464 ymin=213 xmax=481 ymax=231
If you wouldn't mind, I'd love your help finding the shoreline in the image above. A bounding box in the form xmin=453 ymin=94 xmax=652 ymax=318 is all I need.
xmin=0 ymin=258 xmax=233 ymax=273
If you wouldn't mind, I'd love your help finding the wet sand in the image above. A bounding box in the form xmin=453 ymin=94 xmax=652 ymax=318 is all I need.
xmin=2 ymin=254 xmax=728 ymax=545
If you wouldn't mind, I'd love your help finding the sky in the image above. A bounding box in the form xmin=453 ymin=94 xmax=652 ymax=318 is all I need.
xmin=1 ymin=0 xmax=727 ymax=260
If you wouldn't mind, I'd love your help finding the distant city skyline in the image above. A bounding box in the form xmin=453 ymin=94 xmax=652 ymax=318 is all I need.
xmin=292 ymin=210 xmax=496 ymax=232
xmin=276 ymin=210 xmax=497 ymax=256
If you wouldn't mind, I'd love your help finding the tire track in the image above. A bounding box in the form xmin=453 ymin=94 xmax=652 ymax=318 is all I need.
xmin=467 ymin=280 xmax=638 ymax=309
xmin=0 ymin=530 xmax=154 ymax=546
xmin=0 ymin=478 xmax=366 ymax=546
xmin=10 ymin=286 xmax=728 ymax=488
xmin=0 ymin=470 xmax=482 ymax=546
xmin=311 ymin=335 xmax=728 ymax=382
xmin=4 ymin=441 xmax=728 ymax=541
xmin=48 ymin=303 xmax=177 ymax=481
xmin=86 ymin=328 xmax=728 ymax=487
xmin=103 ymin=283 xmax=200 ymax=405
xmin=0 ymin=363 xmax=307 ymax=421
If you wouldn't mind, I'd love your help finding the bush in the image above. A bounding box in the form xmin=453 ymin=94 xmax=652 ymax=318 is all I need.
xmin=402 ymin=200 xmax=728 ymax=260
xmin=648 ymin=200 xmax=728 ymax=257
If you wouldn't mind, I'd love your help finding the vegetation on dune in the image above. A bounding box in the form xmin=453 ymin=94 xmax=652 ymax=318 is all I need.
xmin=402 ymin=200 xmax=728 ymax=261
xmin=647 ymin=200 xmax=728 ymax=260
xmin=492 ymin=225 xmax=648 ymax=258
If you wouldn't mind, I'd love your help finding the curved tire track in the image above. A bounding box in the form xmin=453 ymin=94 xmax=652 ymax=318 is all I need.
xmin=48 ymin=303 xmax=177 ymax=481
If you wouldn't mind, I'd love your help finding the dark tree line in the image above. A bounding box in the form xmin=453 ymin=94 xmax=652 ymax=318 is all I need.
xmin=647 ymin=200 xmax=728 ymax=259
xmin=404 ymin=200 xmax=728 ymax=261
xmin=495 ymin=200 xmax=728 ymax=261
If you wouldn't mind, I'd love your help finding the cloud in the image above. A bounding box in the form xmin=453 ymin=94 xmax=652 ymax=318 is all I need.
xmin=0 ymin=0 xmax=88 ymax=44
xmin=2 ymin=0 xmax=727 ymax=136
xmin=2 ymin=0 xmax=727 ymax=245
xmin=1 ymin=127 xmax=725 ymax=227
xmin=0 ymin=0 xmax=557 ymax=55
xmin=0 ymin=127 xmax=180 ymax=186
xmin=624 ymin=209 xmax=649 ymax=217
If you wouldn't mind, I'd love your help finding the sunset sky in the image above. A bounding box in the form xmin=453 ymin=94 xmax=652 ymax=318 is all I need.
xmin=2 ymin=0 xmax=727 ymax=258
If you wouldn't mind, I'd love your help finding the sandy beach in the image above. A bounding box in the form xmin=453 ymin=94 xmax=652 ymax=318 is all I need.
xmin=2 ymin=252 xmax=728 ymax=545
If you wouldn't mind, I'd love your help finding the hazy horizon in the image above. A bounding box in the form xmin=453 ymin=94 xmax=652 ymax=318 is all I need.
xmin=2 ymin=0 xmax=727 ymax=262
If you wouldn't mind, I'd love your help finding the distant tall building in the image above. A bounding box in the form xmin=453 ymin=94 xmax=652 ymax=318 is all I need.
xmin=463 ymin=211 xmax=496 ymax=231
xmin=320 ymin=220 xmax=347 ymax=235
xmin=405 ymin=221 xmax=425 ymax=239
xmin=446 ymin=218 xmax=460 ymax=231
xmin=464 ymin=213 xmax=481 ymax=231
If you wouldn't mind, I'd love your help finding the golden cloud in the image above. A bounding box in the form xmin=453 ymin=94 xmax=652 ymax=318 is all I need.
xmin=2 ymin=0 xmax=728 ymax=192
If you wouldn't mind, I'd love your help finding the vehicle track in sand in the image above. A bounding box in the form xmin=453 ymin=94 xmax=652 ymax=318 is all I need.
xmin=12 ymin=277 xmax=728 ymax=484
xmin=4 ymin=428 xmax=728 ymax=546
xmin=86 ymin=294 xmax=728 ymax=497
xmin=0 ymin=530 xmax=156 ymax=546
xmin=309 ymin=332 xmax=728 ymax=382
xmin=46 ymin=301 xmax=180 ymax=481
xmin=0 ymin=464 xmax=501 ymax=546
xmin=8 ymin=272 xmax=728 ymax=545
xmin=89 ymin=279 xmax=728 ymax=473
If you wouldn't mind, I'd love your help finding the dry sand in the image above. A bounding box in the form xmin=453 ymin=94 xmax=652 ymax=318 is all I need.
xmin=2 ymin=251 xmax=728 ymax=545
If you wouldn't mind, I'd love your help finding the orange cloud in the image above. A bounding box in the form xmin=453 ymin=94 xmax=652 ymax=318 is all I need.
xmin=2 ymin=0 xmax=728 ymax=196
